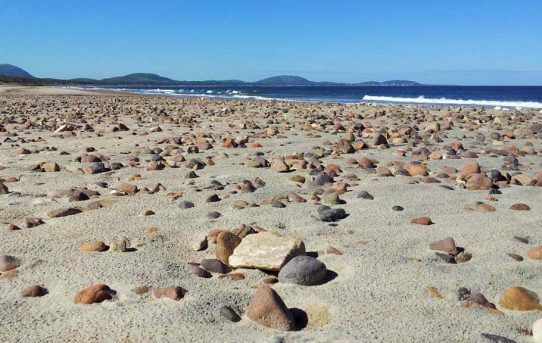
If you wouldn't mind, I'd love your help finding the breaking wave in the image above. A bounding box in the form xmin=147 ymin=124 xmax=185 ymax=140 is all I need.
xmin=362 ymin=95 xmax=542 ymax=109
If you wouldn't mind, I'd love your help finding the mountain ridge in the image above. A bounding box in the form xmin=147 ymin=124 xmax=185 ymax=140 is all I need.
xmin=0 ymin=64 xmax=423 ymax=86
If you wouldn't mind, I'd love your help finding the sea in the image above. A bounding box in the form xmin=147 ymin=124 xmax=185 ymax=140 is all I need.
xmin=82 ymin=85 xmax=542 ymax=109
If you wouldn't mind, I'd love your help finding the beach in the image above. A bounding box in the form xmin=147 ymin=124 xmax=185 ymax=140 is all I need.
xmin=1 ymin=86 xmax=541 ymax=342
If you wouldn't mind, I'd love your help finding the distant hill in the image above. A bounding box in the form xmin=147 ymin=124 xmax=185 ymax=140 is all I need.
xmin=0 ymin=64 xmax=423 ymax=86
xmin=0 ymin=64 xmax=33 ymax=78
xmin=255 ymin=75 xmax=313 ymax=85
xmin=100 ymin=73 xmax=174 ymax=84
xmin=354 ymin=80 xmax=421 ymax=86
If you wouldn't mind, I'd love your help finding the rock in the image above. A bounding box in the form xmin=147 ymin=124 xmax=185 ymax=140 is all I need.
xmin=216 ymin=231 xmax=242 ymax=265
xmin=323 ymin=192 xmax=340 ymax=205
xmin=376 ymin=166 xmax=393 ymax=177
xmin=229 ymin=231 xmax=305 ymax=271
xmin=178 ymin=200 xmax=195 ymax=209
xmin=465 ymin=174 xmax=493 ymax=190
xmin=41 ymin=162 xmax=60 ymax=172
xmin=47 ymin=207 xmax=82 ymax=218
xmin=109 ymin=239 xmax=128 ymax=252
xmin=404 ymin=162 xmax=429 ymax=176
xmin=140 ymin=209 xmax=155 ymax=216
xmin=207 ymin=211 xmax=221 ymax=219
xmin=0 ymin=181 xmax=9 ymax=194
xmin=218 ymin=272 xmax=246 ymax=281
xmin=499 ymin=287 xmax=541 ymax=311
xmin=247 ymin=286 xmax=295 ymax=331
xmin=480 ymin=333 xmax=517 ymax=343
xmin=200 ymin=258 xmax=231 ymax=274
xmin=357 ymin=191 xmax=374 ymax=200
xmin=278 ymin=256 xmax=327 ymax=286
xmin=410 ymin=217 xmax=433 ymax=225
xmin=466 ymin=201 xmax=496 ymax=212
xmin=190 ymin=265 xmax=212 ymax=278
xmin=271 ymin=158 xmax=290 ymax=172
xmin=80 ymin=241 xmax=108 ymax=252
xmin=132 ymin=286 xmax=149 ymax=294
xmin=507 ymin=253 xmax=523 ymax=261
xmin=457 ymin=287 xmax=471 ymax=301
xmin=0 ymin=255 xmax=20 ymax=272
xmin=465 ymin=292 xmax=497 ymax=309
xmin=527 ymin=246 xmax=542 ymax=260
xmin=117 ymin=183 xmax=138 ymax=195
xmin=458 ymin=162 xmax=481 ymax=181
xmin=429 ymin=237 xmax=458 ymax=255
xmin=192 ymin=236 xmax=208 ymax=251
xmin=533 ymin=318 xmax=542 ymax=343
xmin=220 ymin=305 xmax=241 ymax=322
xmin=510 ymin=203 xmax=530 ymax=211
xmin=74 ymin=284 xmax=113 ymax=304
xmin=326 ymin=246 xmax=343 ymax=255
xmin=319 ymin=208 xmax=347 ymax=222
xmin=456 ymin=252 xmax=472 ymax=263
xmin=21 ymin=285 xmax=47 ymax=297
xmin=392 ymin=205 xmax=404 ymax=211
xmin=153 ymin=286 xmax=187 ymax=301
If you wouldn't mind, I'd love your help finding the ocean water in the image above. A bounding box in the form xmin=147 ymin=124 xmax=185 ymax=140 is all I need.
xmin=85 ymin=85 xmax=542 ymax=109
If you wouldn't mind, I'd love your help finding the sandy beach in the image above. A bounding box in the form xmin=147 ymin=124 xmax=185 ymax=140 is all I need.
xmin=1 ymin=86 xmax=541 ymax=343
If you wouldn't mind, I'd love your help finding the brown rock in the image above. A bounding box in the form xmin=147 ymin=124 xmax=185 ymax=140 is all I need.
xmin=0 ymin=255 xmax=20 ymax=272
xmin=80 ymin=241 xmax=108 ymax=252
xmin=153 ymin=286 xmax=187 ymax=301
xmin=41 ymin=162 xmax=60 ymax=172
xmin=527 ymin=246 xmax=542 ymax=260
xmin=499 ymin=287 xmax=541 ymax=311
xmin=216 ymin=231 xmax=242 ymax=265
xmin=21 ymin=285 xmax=47 ymax=297
xmin=465 ymin=174 xmax=493 ymax=190
xmin=47 ymin=207 xmax=82 ymax=218
xmin=510 ymin=203 xmax=530 ymax=211
xmin=429 ymin=237 xmax=458 ymax=255
xmin=458 ymin=162 xmax=481 ymax=181
xmin=410 ymin=217 xmax=433 ymax=225
xmin=404 ymin=162 xmax=429 ymax=176
xmin=74 ymin=284 xmax=113 ymax=304
xmin=247 ymin=285 xmax=295 ymax=331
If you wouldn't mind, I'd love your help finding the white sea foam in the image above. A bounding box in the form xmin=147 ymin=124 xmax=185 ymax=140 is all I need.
xmin=362 ymin=95 xmax=542 ymax=109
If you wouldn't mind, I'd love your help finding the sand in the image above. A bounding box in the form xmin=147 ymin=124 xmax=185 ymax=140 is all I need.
xmin=0 ymin=86 xmax=541 ymax=342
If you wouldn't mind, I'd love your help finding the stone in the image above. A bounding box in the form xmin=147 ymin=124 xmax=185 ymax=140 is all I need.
xmin=465 ymin=174 xmax=493 ymax=190
xmin=278 ymin=256 xmax=327 ymax=286
xmin=47 ymin=207 xmax=82 ymax=218
xmin=392 ymin=205 xmax=404 ymax=211
xmin=200 ymin=258 xmax=231 ymax=274
xmin=457 ymin=162 xmax=481 ymax=181
xmin=510 ymin=203 xmax=530 ymax=211
xmin=207 ymin=211 xmax=221 ymax=219
xmin=466 ymin=201 xmax=496 ymax=212
xmin=404 ymin=162 xmax=429 ymax=176
xmin=0 ymin=181 xmax=9 ymax=194
xmin=410 ymin=217 xmax=433 ymax=225
xmin=457 ymin=287 xmax=471 ymax=301
xmin=270 ymin=158 xmax=290 ymax=172
xmin=109 ymin=239 xmax=128 ymax=252
xmin=376 ymin=166 xmax=393 ymax=177
xmin=74 ymin=284 xmax=113 ymax=304
xmin=80 ymin=241 xmax=108 ymax=252
xmin=21 ymin=285 xmax=47 ymax=297
xmin=527 ymin=246 xmax=542 ymax=260
xmin=229 ymin=231 xmax=305 ymax=271
xmin=41 ymin=162 xmax=60 ymax=172
xmin=533 ymin=318 xmax=542 ymax=343
xmin=465 ymin=292 xmax=496 ymax=309
xmin=216 ymin=231 xmax=242 ymax=265
xmin=319 ymin=208 xmax=347 ymax=222
xmin=153 ymin=286 xmax=187 ymax=301
xmin=192 ymin=236 xmax=208 ymax=251
xmin=247 ymin=286 xmax=295 ymax=331
xmin=133 ymin=286 xmax=149 ymax=294
xmin=117 ymin=183 xmax=138 ymax=195
xmin=178 ymin=200 xmax=195 ymax=209
xmin=0 ymin=255 xmax=20 ymax=272
xmin=357 ymin=191 xmax=374 ymax=200
xmin=220 ymin=305 xmax=241 ymax=322
xmin=499 ymin=287 xmax=541 ymax=311
xmin=190 ymin=265 xmax=212 ymax=278
xmin=323 ymin=192 xmax=340 ymax=205
xmin=429 ymin=237 xmax=458 ymax=255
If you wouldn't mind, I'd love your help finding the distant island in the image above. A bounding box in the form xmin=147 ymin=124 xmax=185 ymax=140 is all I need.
xmin=0 ymin=64 xmax=422 ymax=87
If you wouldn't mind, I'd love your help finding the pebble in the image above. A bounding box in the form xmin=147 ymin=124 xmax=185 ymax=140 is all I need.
xmin=80 ymin=241 xmax=108 ymax=252
xmin=153 ymin=286 xmax=187 ymax=301
xmin=357 ymin=191 xmax=374 ymax=200
xmin=429 ymin=237 xmax=458 ymax=255
xmin=109 ymin=239 xmax=129 ymax=252
xmin=220 ymin=305 xmax=241 ymax=322
xmin=177 ymin=200 xmax=195 ymax=209
xmin=391 ymin=205 xmax=404 ymax=211
xmin=247 ymin=285 xmax=295 ymax=331
xmin=278 ymin=256 xmax=327 ymax=286
xmin=21 ymin=285 xmax=47 ymax=297
xmin=0 ymin=255 xmax=20 ymax=272
xmin=200 ymin=258 xmax=231 ymax=274
xmin=510 ymin=203 xmax=530 ymax=211
xmin=499 ymin=286 xmax=541 ymax=311
xmin=319 ymin=208 xmax=347 ymax=222
xmin=533 ymin=318 xmax=542 ymax=343
xmin=74 ymin=284 xmax=113 ymax=304
xmin=527 ymin=246 xmax=542 ymax=260
xmin=410 ymin=217 xmax=433 ymax=225
xmin=216 ymin=231 xmax=242 ymax=265
xmin=190 ymin=265 xmax=212 ymax=278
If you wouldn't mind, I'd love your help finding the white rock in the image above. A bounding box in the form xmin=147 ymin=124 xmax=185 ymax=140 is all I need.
xmin=533 ymin=318 xmax=542 ymax=343
xmin=228 ymin=231 xmax=305 ymax=271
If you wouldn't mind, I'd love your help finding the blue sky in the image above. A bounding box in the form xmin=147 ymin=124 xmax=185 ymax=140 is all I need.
xmin=1 ymin=0 xmax=541 ymax=85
